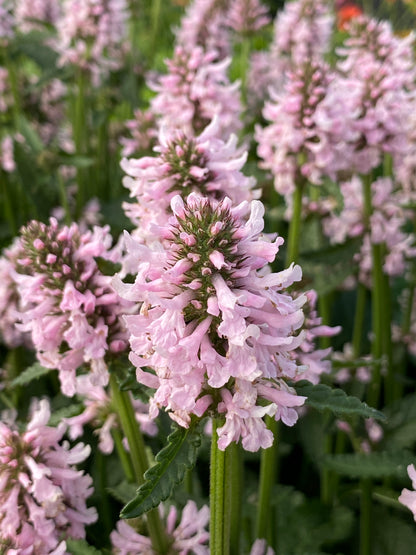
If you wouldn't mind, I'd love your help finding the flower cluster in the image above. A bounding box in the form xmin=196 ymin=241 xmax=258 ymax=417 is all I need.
xmin=56 ymin=0 xmax=129 ymax=83
xmin=323 ymin=176 xmax=416 ymax=285
xmin=111 ymin=500 xmax=209 ymax=554
xmin=256 ymin=60 xmax=335 ymax=197
xmin=0 ymin=399 xmax=97 ymax=552
xmin=115 ymin=193 xmax=307 ymax=452
xmin=149 ymin=45 xmax=242 ymax=139
xmin=227 ymin=0 xmax=271 ymax=36
xmin=11 ymin=218 xmax=133 ymax=396
xmin=15 ymin=0 xmax=60 ymax=32
xmin=121 ymin=117 xmax=258 ymax=242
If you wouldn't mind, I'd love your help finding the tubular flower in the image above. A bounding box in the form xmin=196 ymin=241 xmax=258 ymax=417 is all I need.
xmin=256 ymin=60 xmax=343 ymax=198
xmin=149 ymin=45 xmax=242 ymax=139
xmin=56 ymin=0 xmax=129 ymax=84
xmin=399 ymin=464 xmax=416 ymax=522
xmin=323 ymin=176 xmax=416 ymax=286
xmin=0 ymin=399 xmax=97 ymax=553
xmin=12 ymin=218 xmax=133 ymax=396
xmin=227 ymin=0 xmax=271 ymax=36
xmin=114 ymin=193 xmax=307 ymax=452
xmin=175 ymin=0 xmax=232 ymax=60
xmin=111 ymin=500 xmax=210 ymax=554
xmin=120 ymin=117 xmax=258 ymax=242
xmin=271 ymin=0 xmax=334 ymax=68
xmin=64 ymin=375 xmax=157 ymax=454
xmin=334 ymin=15 xmax=416 ymax=175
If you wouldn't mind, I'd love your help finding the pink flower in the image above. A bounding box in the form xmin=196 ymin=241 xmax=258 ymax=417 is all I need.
xmin=115 ymin=194 xmax=307 ymax=451
xmin=12 ymin=218 xmax=134 ymax=396
xmin=176 ymin=0 xmax=232 ymax=59
xmin=149 ymin=45 xmax=242 ymax=139
xmin=56 ymin=0 xmax=129 ymax=84
xmin=15 ymin=0 xmax=60 ymax=32
xmin=399 ymin=464 xmax=416 ymax=522
xmin=227 ymin=0 xmax=271 ymax=35
xmin=121 ymin=117 xmax=258 ymax=242
xmin=111 ymin=500 xmax=209 ymax=554
xmin=0 ymin=399 xmax=97 ymax=552
xmin=64 ymin=376 xmax=157 ymax=454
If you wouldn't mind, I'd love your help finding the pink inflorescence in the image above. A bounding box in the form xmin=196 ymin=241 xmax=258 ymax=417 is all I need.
xmin=149 ymin=45 xmax=242 ymax=139
xmin=121 ymin=117 xmax=258 ymax=243
xmin=12 ymin=218 xmax=133 ymax=396
xmin=227 ymin=0 xmax=271 ymax=36
xmin=114 ymin=193 xmax=307 ymax=452
xmin=111 ymin=500 xmax=210 ymax=555
xmin=0 ymin=399 xmax=97 ymax=553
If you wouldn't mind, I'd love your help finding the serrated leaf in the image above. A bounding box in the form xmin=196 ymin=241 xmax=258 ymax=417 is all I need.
xmin=294 ymin=380 xmax=386 ymax=421
xmin=65 ymin=539 xmax=103 ymax=555
xmin=120 ymin=420 xmax=202 ymax=519
xmin=94 ymin=256 xmax=121 ymax=276
xmin=323 ymin=451 xmax=414 ymax=479
xmin=11 ymin=363 xmax=53 ymax=387
xmin=17 ymin=116 xmax=44 ymax=155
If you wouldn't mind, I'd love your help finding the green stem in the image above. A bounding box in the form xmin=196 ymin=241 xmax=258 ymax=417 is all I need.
xmin=256 ymin=419 xmax=278 ymax=544
xmin=285 ymin=182 xmax=303 ymax=265
xmin=150 ymin=0 xmax=162 ymax=61
xmin=360 ymin=479 xmax=372 ymax=555
xmin=229 ymin=443 xmax=243 ymax=555
xmin=210 ymin=418 xmax=231 ymax=555
xmin=112 ymin=427 xmax=135 ymax=484
xmin=109 ymin=374 xmax=169 ymax=554
xmin=73 ymin=68 xmax=89 ymax=216
xmin=1 ymin=169 xmax=16 ymax=236
xmin=352 ymin=283 xmax=367 ymax=358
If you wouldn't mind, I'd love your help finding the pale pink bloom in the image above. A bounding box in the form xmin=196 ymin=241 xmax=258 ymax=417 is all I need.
xmin=121 ymin=117 xmax=258 ymax=242
xmin=256 ymin=60 xmax=340 ymax=197
xmin=0 ymin=240 xmax=32 ymax=348
xmin=399 ymin=464 xmax=416 ymax=522
xmin=56 ymin=0 xmax=129 ymax=84
xmin=294 ymin=290 xmax=341 ymax=385
xmin=332 ymin=344 xmax=372 ymax=384
xmin=64 ymin=375 xmax=157 ymax=454
xmin=175 ymin=0 xmax=232 ymax=59
xmin=115 ymin=194 xmax=307 ymax=451
xmin=227 ymin=0 xmax=271 ymax=35
xmin=149 ymin=45 xmax=242 ymax=139
xmin=0 ymin=66 xmax=12 ymax=112
xmin=111 ymin=500 xmax=209 ymax=554
xmin=335 ymin=15 xmax=416 ymax=176
xmin=12 ymin=218 xmax=134 ymax=396
xmin=0 ymin=135 xmax=15 ymax=172
xmin=271 ymin=0 xmax=334 ymax=68
xmin=250 ymin=539 xmax=275 ymax=555
xmin=0 ymin=399 xmax=97 ymax=552
xmin=120 ymin=109 xmax=158 ymax=157
xmin=324 ymin=176 xmax=416 ymax=286
xmin=0 ymin=0 xmax=14 ymax=41
xmin=15 ymin=0 xmax=60 ymax=32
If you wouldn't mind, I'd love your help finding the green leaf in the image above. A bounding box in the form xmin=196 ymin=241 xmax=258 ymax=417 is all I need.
xmin=107 ymin=480 xmax=138 ymax=504
xmin=299 ymin=237 xmax=362 ymax=295
xmin=57 ymin=153 xmax=95 ymax=168
xmin=373 ymin=506 xmax=416 ymax=555
xmin=11 ymin=363 xmax=53 ymax=387
xmin=48 ymin=403 xmax=84 ymax=427
xmin=94 ymin=256 xmax=122 ymax=276
xmin=65 ymin=539 xmax=103 ymax=555
xmin=17 ymin=116 xmax=44 ymax=155
xmin=293 ymin=380 xmax=386 ymax=421
xmin=322 ymin=451 xmax=414 ymax=479
xmin=120 ymin=420 xmax=202 ymax=519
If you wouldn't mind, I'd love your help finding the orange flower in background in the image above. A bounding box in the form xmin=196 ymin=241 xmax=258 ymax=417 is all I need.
xmin=335 ymin=1 xmax=363 ymax=29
